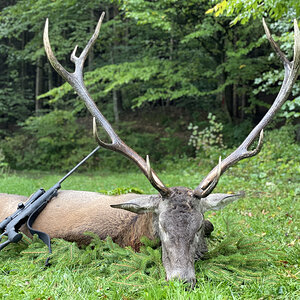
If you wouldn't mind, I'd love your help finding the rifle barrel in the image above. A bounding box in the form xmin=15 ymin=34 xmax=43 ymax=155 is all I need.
xmin=58 ymin=146 xmax=100 ymax=184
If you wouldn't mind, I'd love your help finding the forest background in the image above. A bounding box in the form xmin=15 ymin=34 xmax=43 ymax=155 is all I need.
xmin=0 ymin=0 xmax=299 ymax=172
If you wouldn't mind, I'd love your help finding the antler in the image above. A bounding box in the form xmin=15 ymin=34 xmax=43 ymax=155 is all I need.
xmin=44 ymin=13 xmax=170 ymax=197
xmin=194 ymin=19 xmax=300 ymax=198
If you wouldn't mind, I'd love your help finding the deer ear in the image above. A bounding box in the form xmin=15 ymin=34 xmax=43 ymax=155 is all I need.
xmin=111 ymin=195 xmax=160 ymax=214
xmin=201 ymin=192 xmax=245 ymax=212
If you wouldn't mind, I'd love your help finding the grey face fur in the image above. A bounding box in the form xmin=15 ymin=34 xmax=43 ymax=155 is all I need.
xmin=111 ymin=187 xmax=243 ymax=287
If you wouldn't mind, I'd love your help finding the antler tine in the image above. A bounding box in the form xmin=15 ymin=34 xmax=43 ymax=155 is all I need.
xmin=262 ymin=18 xmax=291 ymax=68
xmin=146 ymin=155 xmax=151 ymax=177
xmin=292 ymin=19 xmax=300 ymax=72
xmin=146 ymin=155 xmax=169 ymax=193
xmin=44 ymin=13 xmax=119 ymax=145
xmin=70 ymin=12 xmax=105 ymax=68
xmin=198 ymin=156 xmax=222 ymax=198
xmin=44 ymin=18 xmax=71 ymax=81
xmin=44 ymin=14 xmax=170 ymax=197
xmin=194 ymin=19 xmax=300 ymax=199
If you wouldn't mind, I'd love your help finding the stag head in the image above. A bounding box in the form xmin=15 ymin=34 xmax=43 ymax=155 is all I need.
xmin=112 ymin=188 xmax=243 ymax=286
xmin=43 ymin=14 xmax=300 ymax=287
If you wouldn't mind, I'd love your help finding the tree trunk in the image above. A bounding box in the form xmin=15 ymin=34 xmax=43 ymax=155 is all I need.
xmin=241 ymin=86 xmax=246 ymax=120
xmin=35 ymin=57 xmax=43 ymax=115
xmin=217 ymin=32 xmax=232 ymax=123
xmin=107 ymin=5 xmax=120 ymax=124
xmin=233 ymin=83 xmax=237 ymax=119
xmin=48 ymin=63 xmax=53 ymax=91
xmin=220 ymin=73 xmax=232 ymax=123
xmin=21 ymin=31 xmax=25 ymax=98
xmin=113 ymin=89 xmax=119 ymax=123
xmin=232 ymin=33 xmax=238 ymax=120
xmin=88 ymin=9 xmax=95 ymax=71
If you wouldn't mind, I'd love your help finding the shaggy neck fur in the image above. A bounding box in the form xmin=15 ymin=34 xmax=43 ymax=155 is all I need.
xmin=114 ymin=212 xmax=156 ymax=251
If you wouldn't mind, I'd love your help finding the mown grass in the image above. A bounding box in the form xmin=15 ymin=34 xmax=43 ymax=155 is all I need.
xmin=0 ymin=128 xmax=299 ymax=299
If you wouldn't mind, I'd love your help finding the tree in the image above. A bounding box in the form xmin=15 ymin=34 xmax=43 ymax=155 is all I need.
xmin=206 ymin=0 xmax=300 ymax=122
xmin=206 ymin=0 xmax=300 ymax=25
xmin=0 ymin=0 xmax=109 ymax=126
xmin=1 ymin=0 xmax=295 ymax=152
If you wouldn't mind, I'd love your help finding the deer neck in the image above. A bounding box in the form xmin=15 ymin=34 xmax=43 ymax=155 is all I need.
xmin=114 ymin=212 xmax=157 ymax=251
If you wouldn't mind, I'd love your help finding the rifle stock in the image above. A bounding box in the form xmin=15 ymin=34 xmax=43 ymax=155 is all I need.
xmin=0 ymin=146 xmax=100 ymax=252
xmin=0 ymin=189 xmax=45 ymax=233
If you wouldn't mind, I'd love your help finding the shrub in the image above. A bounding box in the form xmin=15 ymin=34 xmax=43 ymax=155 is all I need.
xmin=1 ymin=110 xmax=188 ymax=172
xmin=2 ymin=110 xmax=96 ymax=171
xmin=232 ymin=124 xmax=300 ymax=185
xmin=188 ymin=113 xmax=225 ymax=158
xmin=0 ymin=148 xmax=9 ymax=174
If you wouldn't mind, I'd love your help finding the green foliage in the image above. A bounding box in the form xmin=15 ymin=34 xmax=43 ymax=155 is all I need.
xmin=207 ymin=0 xmax=300 ymax=25
xmin=188 ymin=113 xmax=225 ymax=157
xmin=2 ymin=110 xmax=95 ymax=171
xmin=1 ymin=0 xmax=295 ymax=148
xmin=199 ymin=220 xmax=286 ymax=286
xmin=99 ymin=186 xmax=144 ymax=195
xmin=222 ymin=119 xmax=253 ymax=147
xmin=1 ymin=108 xmax=189 ymax=172
xmin=0 ymin=79 xmax=33 ymax=135
xmin=1 ymin=0 xmax=298 ymax=138
xmin=280 ymin=97 xmax=300 ymax=120
xmin=251 ymin=19 xmax=300 ymax=122
xmin=39 ymin=56 xmax=205 ymax=112
xmin=219 ymin=124 xmax=300 ymax=205
xmin=0 ymin=0 xmax=108 ymax=136
xmin=0 ymin=149 xmax=9 ymax=174
xmin=207 ymin=1 xmax=300 ymax=122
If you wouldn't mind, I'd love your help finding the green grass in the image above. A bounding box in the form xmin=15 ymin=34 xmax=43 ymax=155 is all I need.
xmin=0 ymin=143 xmax=299 ymax=299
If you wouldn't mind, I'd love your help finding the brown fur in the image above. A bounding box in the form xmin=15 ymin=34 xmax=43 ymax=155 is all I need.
xmin=114 ymin=213 xmax=155 ymax=251
xmin=0 ymin=191 xmax=155 ymax=247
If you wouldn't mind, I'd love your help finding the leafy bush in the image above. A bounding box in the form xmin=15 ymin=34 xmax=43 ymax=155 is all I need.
xmin=0 ymin=148 xmax=9 ymax=174
xmin=2 ymin=110 xmax=96 ymax=171
xmin=222 ymin=119 xmax=253 ymax=148
xmin=231 ymin=124 xmax=300 ymax=186
xmin=280 ymin=97 xmax=300 ymax=120
xmin=188 ymin=113 xmax=225 ymax=158
xmin=1 ymin=110 xmax=188 ymax=172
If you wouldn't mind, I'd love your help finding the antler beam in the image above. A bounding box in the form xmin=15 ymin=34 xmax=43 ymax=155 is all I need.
xmin=194 ymin=19 xmax=300 ymax=198
xmin=44 ymin=13 xmax=170 ymax=197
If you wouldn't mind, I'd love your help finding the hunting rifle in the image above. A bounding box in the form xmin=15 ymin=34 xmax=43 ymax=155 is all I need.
xmin=0 ymin=146 xmax=100 ymax=258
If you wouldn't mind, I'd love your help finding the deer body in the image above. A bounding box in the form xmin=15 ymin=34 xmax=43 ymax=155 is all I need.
xmin=0 ymin=188 xmax=231 ymax=285
xmin=0 ymin=191 xmax=155 ymax=249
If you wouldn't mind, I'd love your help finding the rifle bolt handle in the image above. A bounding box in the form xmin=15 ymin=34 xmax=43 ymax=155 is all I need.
xmin=18 ymin=202 xmax=25 ymax=209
